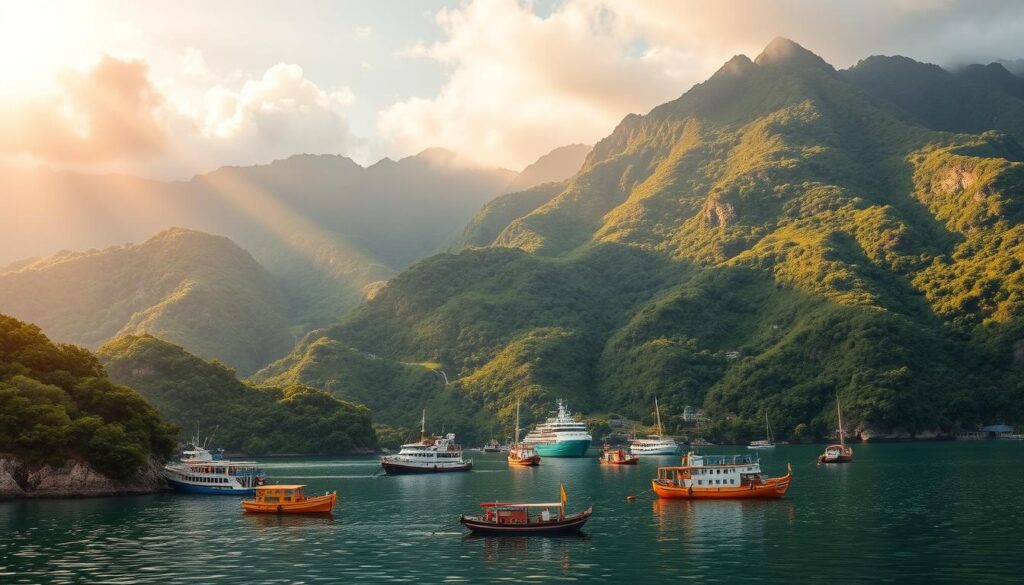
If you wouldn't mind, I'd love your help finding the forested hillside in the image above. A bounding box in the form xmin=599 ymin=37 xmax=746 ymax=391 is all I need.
xmin=0 ymin=315 xmax=176 ymax=480
xmin=259 ymin=39 xmax=1024 ymax=443
xmin=0 ymin=228 xmax=292 ymax=375
xmin=99 ymin=335 xmax=377 ymax=454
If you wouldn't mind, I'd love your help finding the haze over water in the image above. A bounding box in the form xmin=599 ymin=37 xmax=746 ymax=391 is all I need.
xmin=1 ymin=442 xmax=1020 ymax=584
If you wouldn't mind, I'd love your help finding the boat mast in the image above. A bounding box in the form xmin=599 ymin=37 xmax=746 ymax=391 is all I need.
xmin=836 ymin=394 xmax=845 ymax=447
xmin=765 ymin=408 xmax=772 ymax=444
xmin=420 ymin=409 xmax=426 ymax=442
xmin=655 ymin=396 xmax=663 ymax=437
xmin=514 ymin=400 xmax=521 ymax=445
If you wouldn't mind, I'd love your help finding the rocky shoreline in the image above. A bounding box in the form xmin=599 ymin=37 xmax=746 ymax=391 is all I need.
xmin=0 ymin=456 xmax=168 ymax=500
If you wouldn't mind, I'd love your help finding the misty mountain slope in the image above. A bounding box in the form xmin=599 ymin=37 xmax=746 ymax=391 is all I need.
xmin=0 ymin=228 xmax=292 ymax=375
xmin=504 ymin=144 xmax=592 ymax=193
xmin=260 ymin=38 xmax=1024 ymax=443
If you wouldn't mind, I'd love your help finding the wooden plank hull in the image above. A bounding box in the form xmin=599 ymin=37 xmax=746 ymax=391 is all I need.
xmin=508 ymin=455 xmax=541 ymax=466
xmin=653 ymin=473 xmax=791 ymax=500
xmin=460 ymin=508 xmax=592 ymax=535
xmin=241 ymin=492 xmax=337 ymax=514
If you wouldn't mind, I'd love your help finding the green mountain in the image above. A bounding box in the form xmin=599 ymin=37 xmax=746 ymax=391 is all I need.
xmin=0 ymin=228 xmax=292 ymax=375
xmin=98 ymin=335 xmax=377 ymax=455
xmin=0 ymin=314 xmax=176 ymax=480
xmin=0 ymin=146 xmax=585 ymax=331
xmin=257 ymin=38 xmax=1024 ymax=443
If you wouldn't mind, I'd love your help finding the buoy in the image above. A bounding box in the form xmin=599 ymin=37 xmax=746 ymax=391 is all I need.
xmin=626 ymin=495 xmax=636 ymax=501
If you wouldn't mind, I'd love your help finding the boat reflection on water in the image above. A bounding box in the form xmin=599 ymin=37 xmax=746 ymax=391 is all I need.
xmin=651 ymin=497 xmax=794 ymax=543
xmin=468 ymin=534 xmax=587 ymax=570
xmin=242 ymin=512 xmax=336 ymax=530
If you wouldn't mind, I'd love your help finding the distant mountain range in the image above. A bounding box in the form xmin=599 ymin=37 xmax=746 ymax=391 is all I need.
xmin=259 ymin=38 xmax=1024 ymax=441
xmin=0 ymin=145 xmax=590 ymax=332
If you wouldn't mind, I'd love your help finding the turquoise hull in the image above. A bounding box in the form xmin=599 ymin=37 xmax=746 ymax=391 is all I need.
xmin=534 ymin=439 xmax=591 ymax=458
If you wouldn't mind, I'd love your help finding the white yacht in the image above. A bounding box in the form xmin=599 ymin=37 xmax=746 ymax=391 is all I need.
xmin=521 ymin=399 xmax=592 ymax=457
xmin=630 ymin=397 xmax=679 ymax=455
xmin=748 ymin=409 xmax=776 ymax=449
xmin=380 ymin=411 xmax=473 ymax=474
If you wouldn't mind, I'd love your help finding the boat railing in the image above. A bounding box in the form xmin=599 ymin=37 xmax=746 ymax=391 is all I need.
xmin=696 ymin=454 xmax=756 ymax=466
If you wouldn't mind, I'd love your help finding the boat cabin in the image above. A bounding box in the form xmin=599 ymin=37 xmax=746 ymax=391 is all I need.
xmin=656 ymin=453 xmax=764 ymax=488
xmin=253 ymin=485 xmax=307 ymax=504
xmin=480 ymin=502 xmax=562 ymax=524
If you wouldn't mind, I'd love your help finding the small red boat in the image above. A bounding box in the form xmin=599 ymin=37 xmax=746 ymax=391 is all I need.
xmin=507 ymin=400 xmax=541 ymax=466
xmin=599 ymin=444 xmax=639 ymax=465
xmin=459 ymin=485 xmax=592 ymax=535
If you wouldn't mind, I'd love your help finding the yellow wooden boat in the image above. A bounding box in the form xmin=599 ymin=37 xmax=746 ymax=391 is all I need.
xmin=241 ymin=484 xmax=337 ymax=514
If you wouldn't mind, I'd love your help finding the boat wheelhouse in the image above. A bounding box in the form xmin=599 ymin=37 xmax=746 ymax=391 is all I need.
xmin=162 ymin=443 xmax=267 ymax=495
xmin=653 ymin=452 xmax=791 ymax=499
xmin=630 ymin=397 xmax=679 ymax=456
xmin=380 ymin=411 xmax=473 ymax=474
xmin=521 ymin=399 xmax=592 ymax=458
xmin=459 ymin=485 xmax=592 ymax=535
xmin=241 ymin=484 xmax=336 ymax=514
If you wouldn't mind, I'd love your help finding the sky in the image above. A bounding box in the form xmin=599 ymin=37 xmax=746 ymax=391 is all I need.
xmin=2 ymin=0 xmax=1024 ymax=180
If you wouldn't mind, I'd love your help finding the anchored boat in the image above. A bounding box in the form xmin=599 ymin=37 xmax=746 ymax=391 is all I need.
xmin=162 ymin=442 xmax=266 ymax=495
xmin=819 ymin=395 xmax=854 ymax=464
xmin=748 ymin=408 xmax=776 ymax=449
xmin=599 ymin=444 xmax=639 ymax=465
xmin=507 ymin=400 xmax=541 ymax=466
xmin=653 ymin=452 xmax=792 ymax=499
xmin=459 ymin=485 xmax=592 ymax=535
xmin=629 ymin=397 xmax=679 ymax=455
xmin=521 ymin=399 xmax=592 ymax=458
xmin=380 ymin=410 xmax=473 ymax=474
xmin=241 ymin=484 xmax=336 ymax=514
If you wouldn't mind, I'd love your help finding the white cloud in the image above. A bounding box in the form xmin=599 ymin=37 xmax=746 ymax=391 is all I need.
xmin=378 ymin=0 xmax=1024 ymax=170
xmin=354 ymin=25 xmax=373 ymax=40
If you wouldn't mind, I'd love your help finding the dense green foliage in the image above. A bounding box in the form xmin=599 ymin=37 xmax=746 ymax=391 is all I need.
xmin=0 ymin=315 xmax=176 ymax=479
xmin=259 ymin=39 xmax=1024 ymax=443
xmin=98 ymin=335 xmax=378 ymax=454
xmin=0 ymin=228 xmax=294 ymax=375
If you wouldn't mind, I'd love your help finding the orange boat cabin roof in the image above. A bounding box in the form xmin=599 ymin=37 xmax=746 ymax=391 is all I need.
xmin=253 ymin=485 xmax=306 ymax=503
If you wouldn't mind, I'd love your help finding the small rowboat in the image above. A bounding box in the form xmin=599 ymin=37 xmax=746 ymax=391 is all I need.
xmin=459 ymin=485 xmax=592 ymax=535
xmin=241 ymin=484 xmax=337 ymax=514
xmin=599 ymin=445 xmax=639 ymax=465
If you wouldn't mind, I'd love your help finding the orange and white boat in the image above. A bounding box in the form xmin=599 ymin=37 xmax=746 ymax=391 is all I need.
xmin=599 ymin=444 xmax=639 ymax=465
xmin=508 ymin=400 xmax=541 ymax=467
xmin=819 ymin=394 xmax=854 ymax=464
xmin=241 ymin=484 xmax=337 ymax=514
xmin=652 ymin=452 xmax=791 ymax=499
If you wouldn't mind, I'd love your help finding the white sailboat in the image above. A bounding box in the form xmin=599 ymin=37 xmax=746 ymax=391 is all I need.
xmin=630 ymin=397 xmax=679 ymax=455
xmin=748 ymin=409 xmax=775 ymax=449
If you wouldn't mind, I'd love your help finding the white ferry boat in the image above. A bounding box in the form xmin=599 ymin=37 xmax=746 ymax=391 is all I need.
xmin=162 ymin=443 xmax=266 ymax=495
xmin=521 ymin=399 xmax=592 ymax=458
xmin=630 ymin=397 xmax=679 ymax=456
xmin=380 ymin=411 xmax=473 ymax=474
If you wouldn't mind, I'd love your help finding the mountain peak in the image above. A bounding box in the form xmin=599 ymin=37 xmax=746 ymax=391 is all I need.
xmin=714 ymin=54 xmax=755 ymax=78
xmin=755 ymin=37 xmax=833 ymax=72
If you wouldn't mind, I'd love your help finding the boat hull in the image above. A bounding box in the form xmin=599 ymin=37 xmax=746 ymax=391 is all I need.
xmin=508 ymin=455 xmax=541 ymax=466
xmin=630 ymin=446 xmax=679 ymax=456
xmin=242 ymin=492 xmax=336 ymax=514
xmin=818 ymin=445 xmax=853 ymax=464
xmin=652 ymin=473 xmax=792 ymax=500
xmin=600 ymin=457 xmax=639 ymax=465
xmin=459 ymin=509 xmax=593 ymax=535
xmin=533 ymin=439 xmax=591 ymax=458
xmin=165 ymin=477 xmax=256 ymax=495
xmin=381 ymin=460 xmax=473 ymax=475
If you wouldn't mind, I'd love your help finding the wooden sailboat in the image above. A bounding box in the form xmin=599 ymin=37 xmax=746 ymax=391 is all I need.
xmin=507 ymin=400 xmax=541 ymax=466
xmin=818 ymin=394 xmax=854 ymax=464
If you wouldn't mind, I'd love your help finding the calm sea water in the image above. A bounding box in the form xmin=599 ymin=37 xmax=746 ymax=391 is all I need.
xmin=1 ymin=442 xmax=1022 ymax=584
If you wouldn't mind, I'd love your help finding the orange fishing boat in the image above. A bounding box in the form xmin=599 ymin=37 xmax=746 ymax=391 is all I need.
xmin=599 ymin=444 xmax=639 ymax=465
xmin=241 ymin=484 xmax=337 ymax=514
xmin=652 ymin=452 xmax=791 ymax=499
